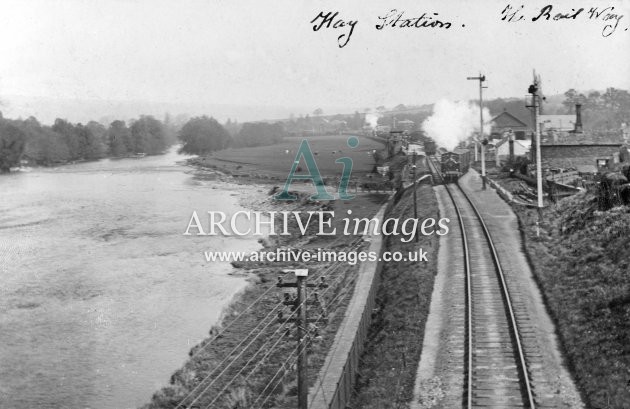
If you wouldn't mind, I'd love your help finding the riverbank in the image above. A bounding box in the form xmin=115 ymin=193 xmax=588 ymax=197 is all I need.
xmin=0 ymin=151 xmax=259 ymax=409
xmin=143 ymin=158 xmax=390 ymax=408
xmin=489 ymin=173 xmax=630 ymax=408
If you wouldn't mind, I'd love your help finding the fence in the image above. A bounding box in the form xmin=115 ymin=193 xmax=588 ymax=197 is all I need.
xmin=307 ymin=180 xmax=415 ymax=409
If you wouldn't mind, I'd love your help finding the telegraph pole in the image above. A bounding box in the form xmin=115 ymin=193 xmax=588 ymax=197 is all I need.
xmin=276 ymin=270 xmax=328 ymax=409
xmin=467 ymin=74 xmax=487 ymax=190
xmin=295 ymin=270 xmax=308 ymax=409
xmin=412 ymin=152 xmax=419 ymax=242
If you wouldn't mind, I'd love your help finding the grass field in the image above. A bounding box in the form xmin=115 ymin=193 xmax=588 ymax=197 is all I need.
xmin=197 ymin=134 xmax=386 ymax=179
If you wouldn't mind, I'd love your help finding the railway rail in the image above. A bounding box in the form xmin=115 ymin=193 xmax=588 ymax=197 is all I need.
xmin=427 ymin=156 xmax=537 ymax=408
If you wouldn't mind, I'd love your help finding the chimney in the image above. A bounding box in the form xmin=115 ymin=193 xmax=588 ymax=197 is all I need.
xmin=574 ymin=103 xmax=583 ymax=133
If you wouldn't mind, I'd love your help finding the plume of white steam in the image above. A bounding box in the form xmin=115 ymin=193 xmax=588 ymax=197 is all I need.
xmin=365 ymin=113 xmax=380 ymax=129
xmin=422 ymin=99 xmax=492 ymax=151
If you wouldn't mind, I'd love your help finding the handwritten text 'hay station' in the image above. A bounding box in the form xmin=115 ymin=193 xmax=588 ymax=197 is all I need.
xmin=311 ymin=9 xmax=459 ymax=48
xmin=312 ymin=4 xmax=627 ymax=48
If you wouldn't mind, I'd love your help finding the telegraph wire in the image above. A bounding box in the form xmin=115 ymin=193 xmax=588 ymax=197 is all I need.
xmin=178 ymin=237 xmax=364 ymax=408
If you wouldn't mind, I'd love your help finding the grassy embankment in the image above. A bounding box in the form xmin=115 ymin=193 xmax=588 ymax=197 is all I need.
xmin=350 ymin=184 xmax=440 ymax=408
xmin=494 ymin=174 xmax=630 ymax=408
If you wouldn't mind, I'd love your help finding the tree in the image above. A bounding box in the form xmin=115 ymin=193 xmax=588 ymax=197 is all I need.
xmin=0 ymin=122 xmax=26 ymax=172
xmin=52 ymin=119 xmax=80 ymax=160
xmin=51 ymin=119 xmax=105 ymax=160
xmin=107 ymin=120 xmax=132 ymax=156
xmin=86 ymin=121 xmax=108 ymax=145
xmin=75 ymin=123 xmax=105 ymax=160
xmin=235 ymin=122 xmax=285 ymax=147
xmin=178 ymin=116 xmax=232 ymax=155
xmin=313 ymin=108 xmax=323 ymax=116
xmin=564 ymin=87 xmax=630 ymax=130
xmin=23 ymin=126 xmax=70 ymax=165
xmin=223 ymin=118 xmax=242 ymax=136
xmin=562 ymin=89 xmax=585 ymax=113
xmin=130 ymin=116 xmax=167 ymax=154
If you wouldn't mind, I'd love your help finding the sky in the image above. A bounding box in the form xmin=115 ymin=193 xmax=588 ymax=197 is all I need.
xmin=0 ymin=0 xmax=629 ymax=123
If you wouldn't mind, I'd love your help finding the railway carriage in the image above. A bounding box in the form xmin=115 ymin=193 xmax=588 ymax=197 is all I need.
xmin=440 ymin=148 xmax=471 ymax=182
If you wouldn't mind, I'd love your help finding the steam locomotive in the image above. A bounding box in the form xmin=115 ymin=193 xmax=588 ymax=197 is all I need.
xmin=440 ymin=148 xmax=471 ymax=182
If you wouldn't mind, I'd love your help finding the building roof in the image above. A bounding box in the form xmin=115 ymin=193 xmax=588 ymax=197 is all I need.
xmin=541 ymin=130 xmax=625 ymax=145
xmin=539 ymin=115 xmax=575 ymax=131
xmin=491 ymin=111 xmax=531 ymax=130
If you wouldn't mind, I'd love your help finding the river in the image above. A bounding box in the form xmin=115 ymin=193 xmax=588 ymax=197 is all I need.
xmin=0 ymin=147 xmax=262 ymax=408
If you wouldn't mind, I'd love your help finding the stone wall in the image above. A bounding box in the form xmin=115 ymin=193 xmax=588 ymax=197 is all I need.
xmin=308 ymin=200 xmax=390 ymax=409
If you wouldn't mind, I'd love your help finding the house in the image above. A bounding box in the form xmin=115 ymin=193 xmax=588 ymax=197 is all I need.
xmin=540 ymin=104 xmax=625 ymax=170
xmin=490 ymin=109 xmax=532 ymax=140
xmin=540 ymin=131 xmax=624 ymax=169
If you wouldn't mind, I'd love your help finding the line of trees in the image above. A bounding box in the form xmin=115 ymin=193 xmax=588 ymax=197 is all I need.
xmin=0 ymin=112 xmax=295 ymax=171
xmin=563 ymin=87 xmax=630 ymax=130
xmin=0 ymin=112 xmax=177 ymax=171
xmin=177 ymin=116 xmax=288 ymax=154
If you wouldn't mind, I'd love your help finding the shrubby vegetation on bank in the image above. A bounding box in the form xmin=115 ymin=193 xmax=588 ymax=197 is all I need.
xmin=514 ymin=191 xmax=630 ymax=408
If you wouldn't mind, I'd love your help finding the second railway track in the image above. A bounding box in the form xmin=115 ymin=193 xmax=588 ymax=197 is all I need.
xmin=427 ymin=156 xmax=537 ymax=408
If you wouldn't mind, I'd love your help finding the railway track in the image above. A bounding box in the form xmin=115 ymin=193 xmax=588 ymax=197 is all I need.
xmin=427 ymin=156 xmax=537 ymax=408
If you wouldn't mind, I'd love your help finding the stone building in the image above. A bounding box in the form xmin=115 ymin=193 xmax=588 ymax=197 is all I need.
xmin=540 ymin=104 xmax=625 ymax=171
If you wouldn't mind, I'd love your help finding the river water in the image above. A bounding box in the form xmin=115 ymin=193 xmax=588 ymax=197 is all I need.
xmin=0 ymin=147 xmax=262 ymax=408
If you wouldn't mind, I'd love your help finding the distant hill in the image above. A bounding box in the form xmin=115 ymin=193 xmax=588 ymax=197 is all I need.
xmin=0 ymin=95 xmax=352 ymax=126
xmin=0 ymin=93 xmax=570 ymax=127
